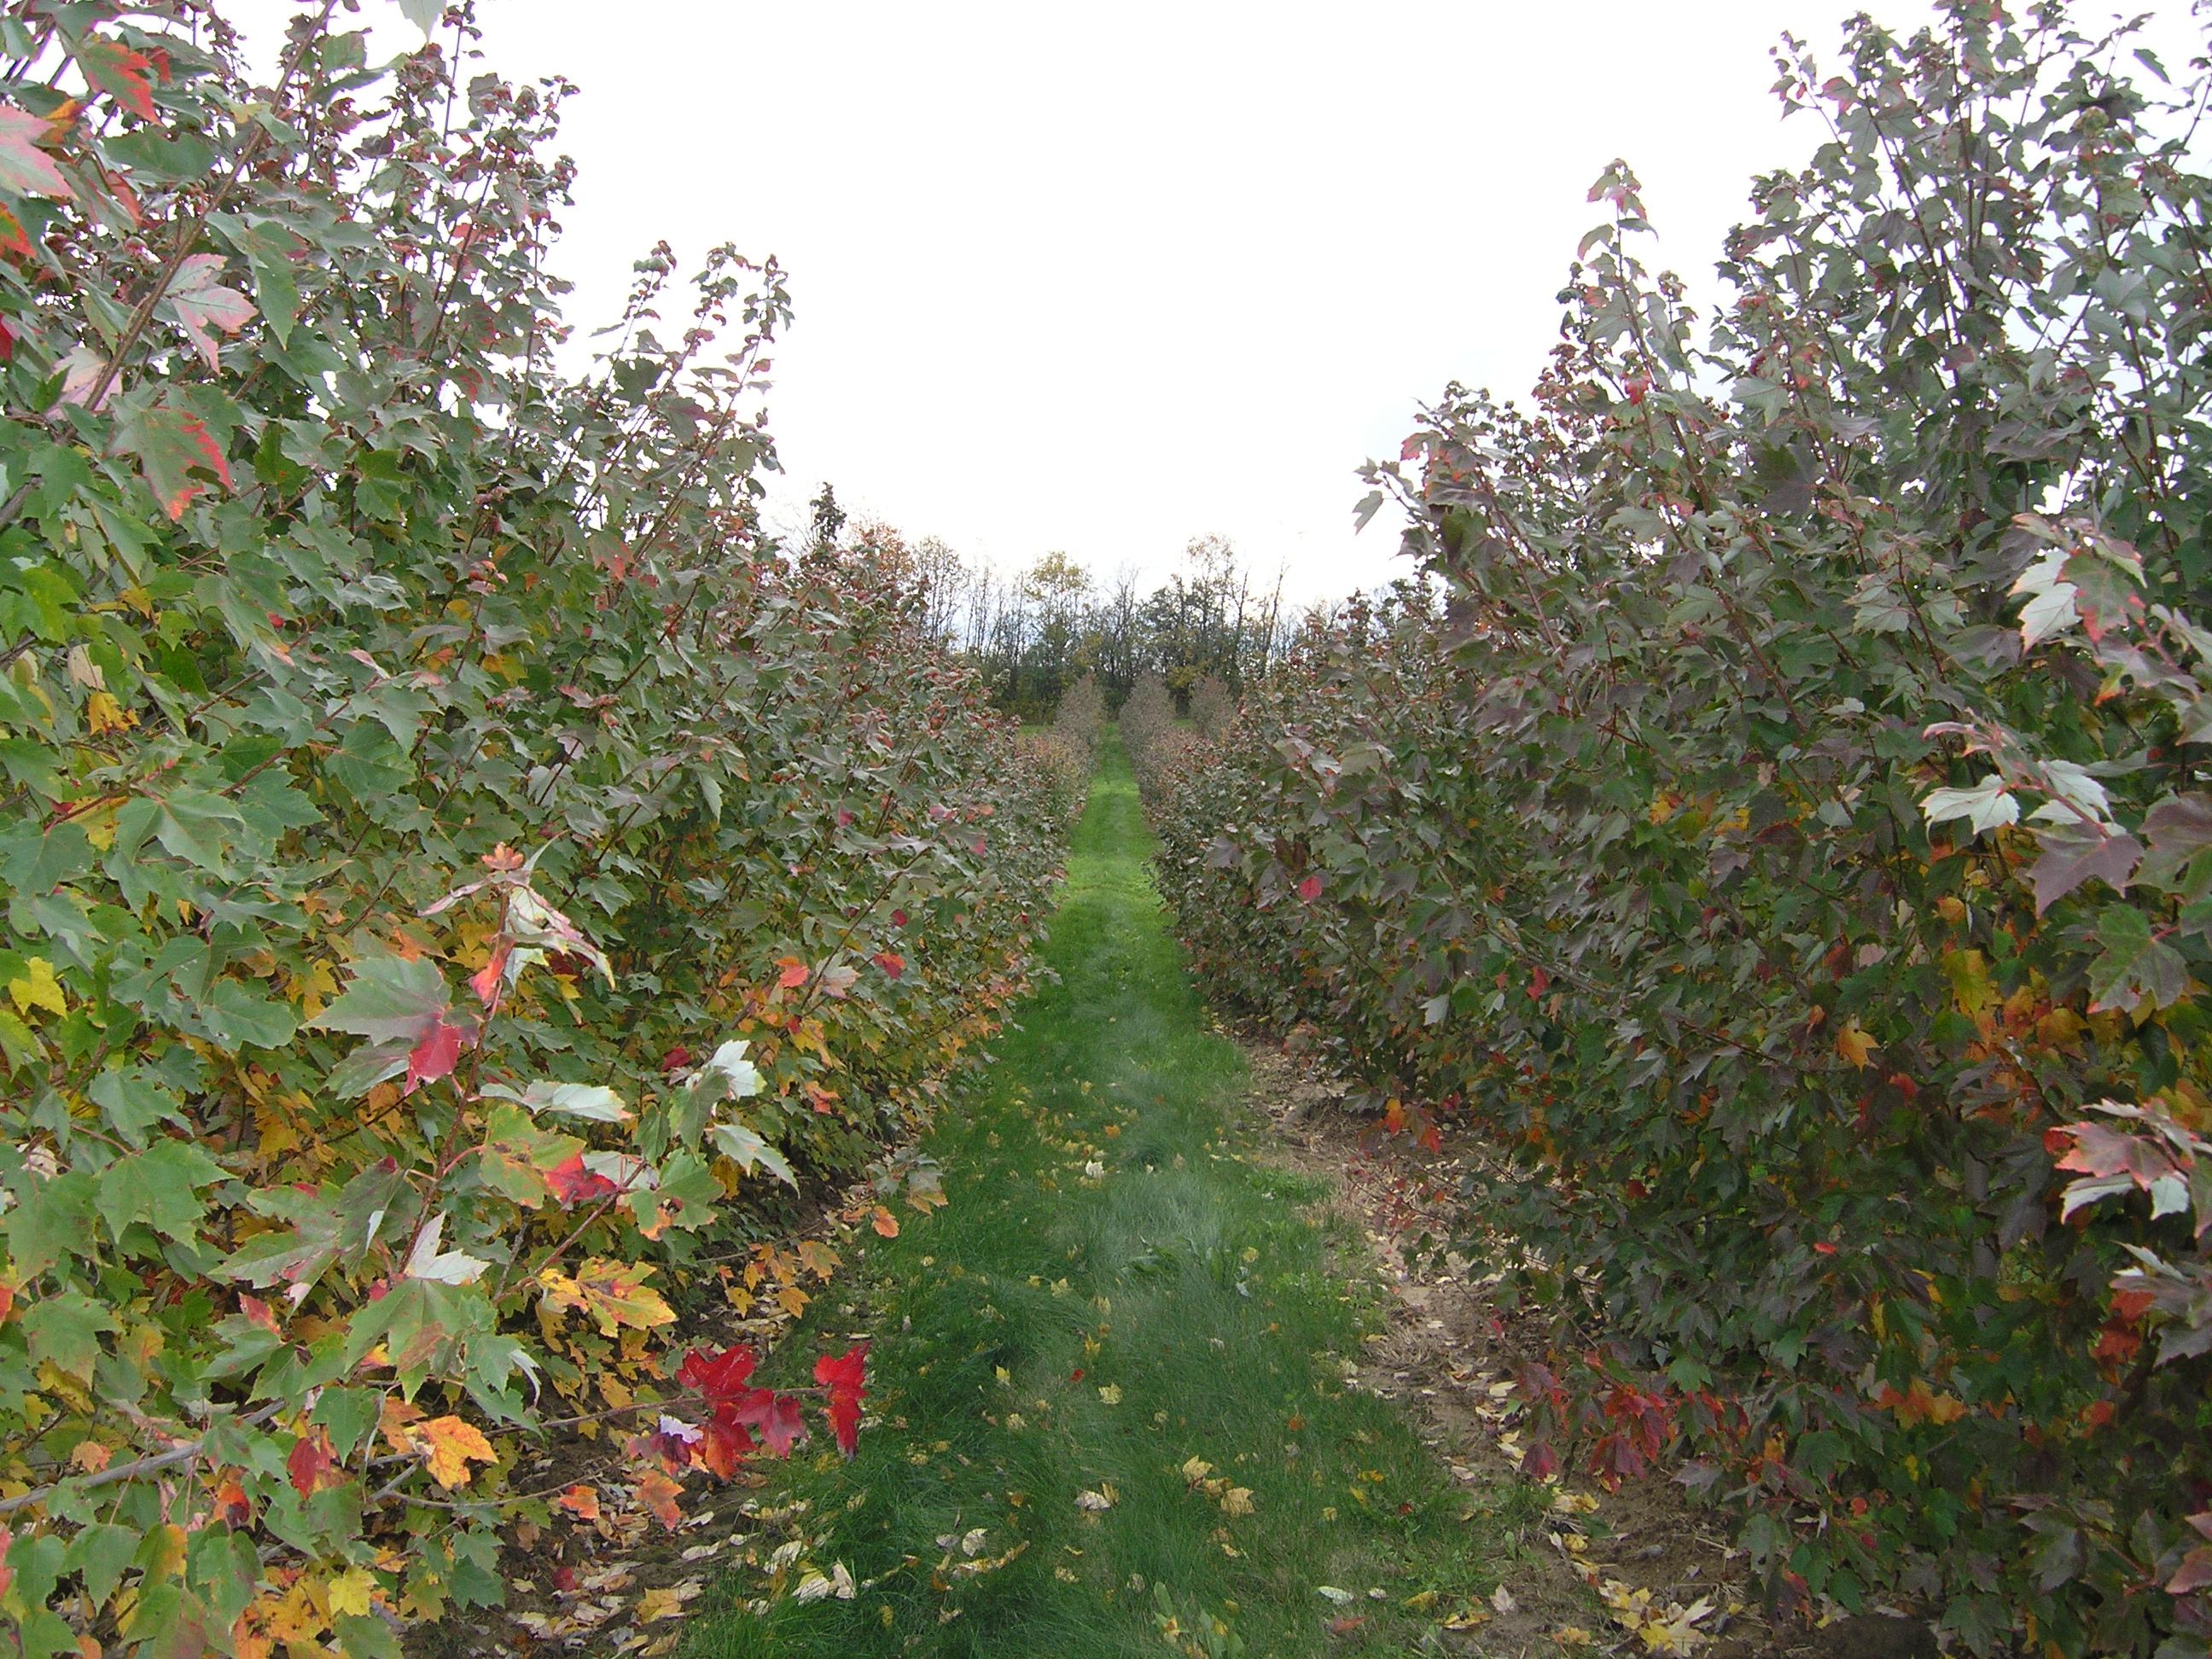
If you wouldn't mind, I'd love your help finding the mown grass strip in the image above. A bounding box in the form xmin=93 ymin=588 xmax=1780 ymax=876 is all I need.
xmin=682 ymin=738 xmax=1527 ymax=1656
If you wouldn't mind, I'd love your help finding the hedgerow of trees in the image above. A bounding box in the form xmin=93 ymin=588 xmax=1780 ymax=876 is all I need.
xmin=885 ymin=529 xmax=1292 ymax=721
xmin=0 ymin=3 xmax=1076 ymax=1652
xmin=1144 ymin=7 xmax=2212 ymax=1656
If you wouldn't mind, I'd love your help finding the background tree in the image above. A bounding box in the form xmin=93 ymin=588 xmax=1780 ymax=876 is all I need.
xmin=809 ymin=480 xmax=848 ymax=551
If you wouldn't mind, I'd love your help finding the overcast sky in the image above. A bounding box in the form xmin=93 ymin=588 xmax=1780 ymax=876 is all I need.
xmin=231 ymin=2 xmax=2201 ymax=603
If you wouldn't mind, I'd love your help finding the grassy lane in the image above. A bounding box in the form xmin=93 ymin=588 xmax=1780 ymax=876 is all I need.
xmin=683 ymin=740 xmax=1522 ymax=1656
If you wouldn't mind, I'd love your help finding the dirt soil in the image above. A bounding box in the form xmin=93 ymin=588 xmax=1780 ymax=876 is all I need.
xmin=1231 ymin=1025 xmax=1937 ymax=1659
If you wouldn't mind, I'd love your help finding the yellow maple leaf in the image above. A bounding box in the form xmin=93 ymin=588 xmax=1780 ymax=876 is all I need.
xmin=85 ymin=690 xmax=136 ymax=734
xmin=412 ymin=1414 xmax=497 ymax=1488
xmin=326 ymin=1567 xmax=377 ymax=1617
xmin=1833 ymin=1021 xmax=1877 ymax=1068
xmin=9 ymin=958 xmax=67 ymax=1022
xmin=1942 ymin=948 xmax=1996 ymax=1019
xmin=287 ymin=959 xmax=341 ymax=1020
xmin=265 ymin=1579 xmax=328 ymax=1642
xmin=1220 ymin=1486 xmax=1255 ymax=1516
xmin=540 ymin=1259 xmax=677 ymax=1335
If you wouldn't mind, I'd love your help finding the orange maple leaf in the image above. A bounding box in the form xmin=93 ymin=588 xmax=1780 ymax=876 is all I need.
xmin=412 ymin=1415 xmax=497 ymax=1488
xmin=1878 ymin=1379 xmax=1967 ymax=1427
xmin=636 ymin=1469 xmax=684 ymax=1531
xmin=556 ymin=1483 xmax=600 ymax=1521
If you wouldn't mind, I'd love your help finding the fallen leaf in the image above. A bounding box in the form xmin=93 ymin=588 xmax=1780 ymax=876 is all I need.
xmin=556 ymin=1484 xmax=600 ymax=1520
xmin=636 ymin=1470 xmax=684 ymax=1530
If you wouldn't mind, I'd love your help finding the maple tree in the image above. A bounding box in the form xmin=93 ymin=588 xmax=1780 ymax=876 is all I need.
xmin=0 ymin=2 xmax=1075 ymax=1652
xmin=1142 ymin=9 xmax=2212 ymax=1657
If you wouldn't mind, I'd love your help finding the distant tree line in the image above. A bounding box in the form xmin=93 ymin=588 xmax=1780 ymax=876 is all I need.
xmin=806 ymin=486 xmax=1295 ymax=719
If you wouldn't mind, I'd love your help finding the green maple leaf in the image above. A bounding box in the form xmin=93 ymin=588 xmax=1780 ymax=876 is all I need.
xmin=21 ymin=1288 xmax=117 ymax=1379
xmin=2086 ymin=905 xmax=2190 ymax=1015
xmin=712 ymin=1121 xmax=798 ymax=1187
xmin=311 ymin=953 xmax=451 ymax=1045
xmin=96 ymin=1141 xmax=226 ymax=1248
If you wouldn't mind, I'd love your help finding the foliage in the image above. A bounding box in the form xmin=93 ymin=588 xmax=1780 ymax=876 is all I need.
xmin=1144 ymin=8 xmax=2212 ymax=1654
xmin=1188 ymin=675 xmax=1235 ymax=742
xmin=1012 ymin=673 xmax=1104 ymax=824
xmin=1052 ymin=672 xmax=1105 ymax=762
xmin=1118 ymin=671 xmax=1193 ymax=800
xmin=0 ymin=3 xmax=1071 ymax=1651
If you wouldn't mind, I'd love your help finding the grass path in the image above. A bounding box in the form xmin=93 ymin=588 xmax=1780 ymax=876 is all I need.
xmin=682 ymin=740 xmax=1518 ymax=1656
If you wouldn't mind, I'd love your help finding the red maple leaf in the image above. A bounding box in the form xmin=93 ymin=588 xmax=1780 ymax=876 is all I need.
xmin=1297 ymin=875 xmax=1323 ymax=902
xmin=547 ymin=1154 xmax=617 ymax=1207
xmin=730 ymin=1388 xmax=808 ymax=1456
xmin=403 ymin=1016 xmax=466 ymax=1095
xmin=873 ymin=952 xmax=905 ymax=981
xmin=815 ymin=1343 xmax=868 ymax=1456
xmin=678 ymin=1344 xmax=759 ymax=1404
xmin=287 ymin=1431 xmax=341 ymax=1498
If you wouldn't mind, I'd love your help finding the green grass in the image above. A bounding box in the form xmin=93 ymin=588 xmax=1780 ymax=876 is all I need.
xmin=679 ymin=738 xmax=1526 ymax=1656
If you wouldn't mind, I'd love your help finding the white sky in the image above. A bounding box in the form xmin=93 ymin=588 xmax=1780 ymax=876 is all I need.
xmin=232 ymin=2 xmax=2202 ymax=604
